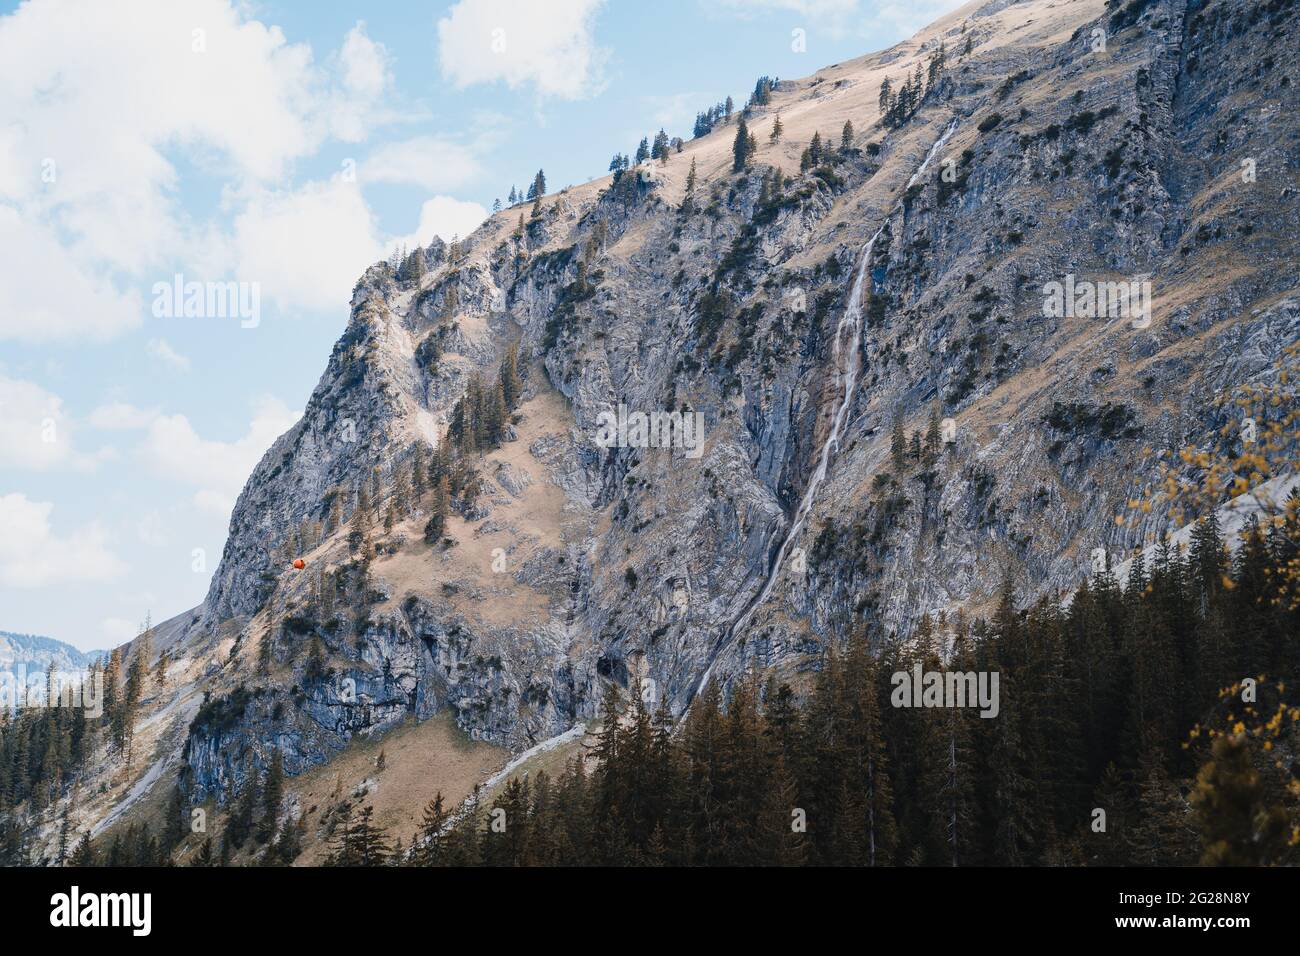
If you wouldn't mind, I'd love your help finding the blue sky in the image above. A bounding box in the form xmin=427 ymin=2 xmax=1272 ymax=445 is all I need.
xmin=0 ymin=0 xmax=965 ymax=650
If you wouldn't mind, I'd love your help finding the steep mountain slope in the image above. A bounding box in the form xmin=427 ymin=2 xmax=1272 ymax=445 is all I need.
xmin=51 ymin=0 xmax=1299 ymax=852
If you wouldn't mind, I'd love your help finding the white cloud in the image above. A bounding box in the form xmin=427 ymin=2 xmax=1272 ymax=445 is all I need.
xmin=136 ymin=510 xmax=170 ymax=547
xmin=140 ymin=396 xmax=301 ymax=516
xmin=702 ymin=0 xmax=966 ymax=35
xmin=230 ymin=177 xmax=486 ymax=312
xmin=0 ymin=1 xmax=400 ymax=338
xmin=328 ymin=21 xmax=395 ymax=142
xmin=868 ymin=0 xmax=969 ymax=35
xmin=705 ymin=0 xmax=860 ymax=15
xmin=393 ymin=196 xmax=489 ymax=252
xmin=88 ymin=402 xmax=159 ymax=430
xmin=360 ymin=136 xmax=483 ymax=192
xmin=0 ymin=1 xmax=320 ymax=262
xmin=147 ymin=338 xmax=192 ymax=372
xmin=231 ymin=178 xmax=383 ymax=313
xmin=0 ymin=208 xmax=142 ymax=344
xmin=437 ymin=0 xmax=608 ymax=100
xmin=638 ymin=92 xmax=709 ymax=136
xmin=100 ymin=617 xmax=141 ymax=644
xmin=0 ymin=493 xmax=127 ymax=588
xmin=0 ymin=375 xmax=104 ymax=471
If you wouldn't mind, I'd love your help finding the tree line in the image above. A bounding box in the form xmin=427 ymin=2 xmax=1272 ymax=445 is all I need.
xmin=326 ymin=506 xmax=1300 ymax=866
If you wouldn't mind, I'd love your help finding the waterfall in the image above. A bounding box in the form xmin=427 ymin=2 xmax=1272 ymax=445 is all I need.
xmin=686 ymin=119 xmax=959 ymax=710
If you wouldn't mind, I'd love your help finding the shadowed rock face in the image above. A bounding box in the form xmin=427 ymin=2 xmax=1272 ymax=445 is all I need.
xmin=161 ymin=0 xmax=1300 ymax=805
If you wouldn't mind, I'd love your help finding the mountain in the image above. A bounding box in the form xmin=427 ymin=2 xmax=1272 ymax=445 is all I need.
xmin=18 ymin=0 xmax=1299 ymax=861
xmin=0 ymin=631 xmax=102 ymax=676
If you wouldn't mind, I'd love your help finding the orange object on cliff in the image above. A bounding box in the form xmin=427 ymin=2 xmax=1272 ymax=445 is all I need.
xmin=292 ymin=558 xmax=306 ymax=570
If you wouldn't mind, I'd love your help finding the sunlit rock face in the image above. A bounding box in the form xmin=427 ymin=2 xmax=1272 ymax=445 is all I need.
xmin=150 ymin=0 xmax=1300 ymax=805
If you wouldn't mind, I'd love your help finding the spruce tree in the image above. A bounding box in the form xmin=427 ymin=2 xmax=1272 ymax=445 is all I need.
xmin=890 ymin=415 xmax=907 ymax=473
xmin=228 ymin=771 xmax=259 ymax=849
xmin=499 ymin=345 xmax=522 ymax=411
xmin=194 ymin=836 xmax=214 ymax=867
xmin=424 ymin=475 xmax=450 ymax=545
xmin=72 ymin=831 xmax=95 ymax=866
xmin=732 ymin=117 xmax=753 ymax=172
xmin=414 ymin=793 xmax=448 ymax=866
xmin=258 ymin=751 xmax=284 ymax=843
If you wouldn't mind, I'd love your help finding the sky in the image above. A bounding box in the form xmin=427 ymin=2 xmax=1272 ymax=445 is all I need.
xmin=0 ymin=0 xmax=967 ymax=651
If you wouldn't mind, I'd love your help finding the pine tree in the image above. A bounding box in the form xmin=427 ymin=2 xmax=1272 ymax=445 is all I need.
xmin=398 ymin=248 xmax=426 ymax=283
xmin=424 ymin=475 xmax=450 ymax=545
xmin=652 ymin=129 xmax=670 ymax=162
xmin=682 ymin=157 xmax=698 ymax=214
xmin=841 ymin=120 xmax=854 ymax=150
xmin=1088 ymin=762 xmax=1137 ymax=865
xmin=268 ymin=818 xmax=302 ymax=866
xmin=404 ymin=454 xmax=422 ymax=509
xmin=194 ymin=836 xmax=214 ymax=867
xmin=228 ymin=771 xmax=259 ymax=849
xmin=843 ymin=636 xmax=898 ymax=864
xmin=57 ymin=806 xmax=71 ymax=863
xmin=414 ymin=793 xmax=449 ymax=866
xmin=347 ymin=806 xmax=391 ymax=866
xmin=126 ymin=616 xmax=152 ymax=707
xmin=1130 ymin=747 xmax=1197 ymax=865
xmin=163 ymin=783 xmax=186 ymax=852
xmin=154 ymin=647 xmax=170 ymax=687
xmin=890 ymin=412 xmax=907 ymax=472
xmin=529 ymin=169 xmax=546 ymax=218
xmin=305 ymin=635 xmax=327 ymax=684
xmin=499 ymin=345 xmax=522 ymax=411
xmin=770 ymin=113 xmax=784 ymax=142
xmin=258 ymin=751 xmax=284 ymax=843
xmin=983 ymin=674 xmax=1038 ymax=864
xmin=71 ymin=832 xmax=95 ymax=866
xmin=923 ymin=407 xmax=942 ymax=464
xmin=732 ymin=117 xmax=753 ymax=172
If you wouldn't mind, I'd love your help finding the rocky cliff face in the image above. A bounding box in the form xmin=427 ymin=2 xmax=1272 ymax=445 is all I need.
xmin=119 ymin=0 xmax=1299 ymax=810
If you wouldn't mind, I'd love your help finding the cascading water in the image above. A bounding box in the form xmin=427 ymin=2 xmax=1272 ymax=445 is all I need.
xmin=686 ymin=119 xmax=959 ymax=710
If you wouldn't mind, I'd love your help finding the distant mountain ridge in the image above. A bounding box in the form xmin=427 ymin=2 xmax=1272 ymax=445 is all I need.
xmin=0 ymin=631 xmax=103 ymax=675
